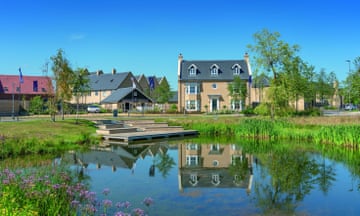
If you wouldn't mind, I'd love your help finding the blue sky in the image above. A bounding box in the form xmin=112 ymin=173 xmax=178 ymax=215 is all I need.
xmin=1 ymin=0 xmax=358 ymax=90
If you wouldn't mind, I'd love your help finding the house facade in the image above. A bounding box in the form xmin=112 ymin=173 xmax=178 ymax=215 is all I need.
xmin=0 ymin=75 xmax=53 ymax=114
xmin=70 ymin=70 xmax=153 ymax=112
xmin=177 ymin=53 xmax=253 ymax=112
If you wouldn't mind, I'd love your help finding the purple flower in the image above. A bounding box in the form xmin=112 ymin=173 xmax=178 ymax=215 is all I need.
xmin=102 ymin=188 xmax=110 ymax=196
xmin=52 ymin=184 xmax=61 ymax=190
xmin=2 ymin=179 xmax=9 ymax=185
xmin=114 ymin=211 xmax=130 ymax=216
xmin=132 ymin=208 xmax=145 ymax=216
xmin=102 ymin=199 xmax=113 ymax=208
xmin=143 ymin=197 xmax=153 ymax=207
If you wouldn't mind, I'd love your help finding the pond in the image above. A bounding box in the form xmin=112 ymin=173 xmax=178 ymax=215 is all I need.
xmin=58 ymin=138 xmax=360 ymax=216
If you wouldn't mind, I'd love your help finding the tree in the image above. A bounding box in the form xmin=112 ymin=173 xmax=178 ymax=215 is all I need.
xmin=227 ymin=76 xmax=247 ymax=111
xmin=50 ymin=49 xmax=74 ymax=120
xmin=248 ymin=29 xmax=308 ymax=117
xmin=315 ymin=69 xmax=337 ymax=106
xmin=72 ymin=68 xmax=90 ymax=123
xmin=29 ymin=96 xmax=44 ymax=115
xmin=153 ymin=80 xmax=173 ymax=111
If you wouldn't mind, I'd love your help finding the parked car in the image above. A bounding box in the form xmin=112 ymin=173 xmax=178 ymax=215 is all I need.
xmin=87 ymin=105 xmax=101 ymax=113
xmin=344 ymin=104 xmax=357 ymax=111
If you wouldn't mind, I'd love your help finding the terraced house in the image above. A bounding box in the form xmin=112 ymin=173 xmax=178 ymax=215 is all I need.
xmin=177 ymin=53 xmax=253 ymax=113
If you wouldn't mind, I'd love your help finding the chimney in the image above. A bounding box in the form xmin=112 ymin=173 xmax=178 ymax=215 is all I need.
xmin=112 ymin=68 xmax=116 ymax=75
xmin=177 ymin=53 xmax=183 ymax=77
xmin=244 ymin=52 xmax=249 ymax=63
xmin=96 ymin=70 xmax=103 ymax=76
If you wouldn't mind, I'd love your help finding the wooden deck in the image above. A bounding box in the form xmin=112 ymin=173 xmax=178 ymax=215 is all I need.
xmin=95 ymin=119 xmax=198 ymax=144
xmin=102 ymin=130 xmax=199 ymax=143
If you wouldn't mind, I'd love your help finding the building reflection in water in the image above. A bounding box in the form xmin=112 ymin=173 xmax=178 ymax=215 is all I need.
xmin=63 ymin=142 xmax=169 ymax=176
xmin=63 ymin=141 xmax=254 ymax=194
xmin=178 ymin=143 xmax=254 ymax=194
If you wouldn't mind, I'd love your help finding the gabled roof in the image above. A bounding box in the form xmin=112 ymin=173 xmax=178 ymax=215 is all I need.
xmin=180 ymin=60 xmax=250 ymax=81
xmin=101 ymin=87 xmax=153 ymax=104
xmin=88 ymin=72 xmax=130 ymax=91
xmin=0 ymin=75 xmax=53 ymax=95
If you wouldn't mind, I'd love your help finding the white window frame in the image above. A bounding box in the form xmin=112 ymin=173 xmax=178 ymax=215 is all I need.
xmin=185 ymin=83 xmax=199 ymax=95
xmin=186 ymin=100 xmax=199 ymax=111
xmin=231 ymin=100 xmax=242 ymax=111
xmin=211 ymin=66 xmax=218 ymax=76
xmin=232 ymin=64 xmax=242 ymax=75
xmin=186 ymin=155 xmax=199 ymax=166
xmin=186 ymin=144 xmax=199 ymax=150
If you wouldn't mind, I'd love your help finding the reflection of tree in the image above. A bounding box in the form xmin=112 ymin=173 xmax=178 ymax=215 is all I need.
xmin=229 ymin=154 xmax=250 ymax=183
xmin=154 ymin=152 xmax=176 ymax=178
xmin=253 ymin=150 xmax=329 ymax=215
xmin=316 ymin=155 xmax=336 ymax=195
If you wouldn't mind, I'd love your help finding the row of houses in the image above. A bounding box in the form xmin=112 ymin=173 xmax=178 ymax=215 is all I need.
xmin=0 ymin=53 xmax=281 ymax=115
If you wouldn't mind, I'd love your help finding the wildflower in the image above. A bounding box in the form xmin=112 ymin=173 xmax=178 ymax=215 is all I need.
xmin=132 ymin=208 xmax=145 ymax=216
xmin=102 ymin=188 xmax=110 ymax=196
xmin=115 ymin=211 xmax=130 ymax=216
xmin=143 ymin=197 xmax=153 ymax=207
xmin=52 ymin=184 xmax=61 ymax=190
xmin=2 ymin=179 xmax=9 ymax=185
xmin=71 ymin=200 xmax=81 ymax=209
xmin=102 ymin=199 xmax=113 ymax=208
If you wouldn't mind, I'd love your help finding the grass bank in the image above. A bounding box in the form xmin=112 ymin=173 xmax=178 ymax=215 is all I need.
xmin=0 ymin=119 xmax=100 ymax=159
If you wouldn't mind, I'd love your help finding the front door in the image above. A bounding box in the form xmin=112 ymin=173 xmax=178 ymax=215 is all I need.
xmin=211 ymin=98 xmax=218 ymax=112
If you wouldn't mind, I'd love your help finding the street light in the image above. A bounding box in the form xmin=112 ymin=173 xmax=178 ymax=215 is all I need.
xmin=346 ymin=60 xmax=351 ymax=104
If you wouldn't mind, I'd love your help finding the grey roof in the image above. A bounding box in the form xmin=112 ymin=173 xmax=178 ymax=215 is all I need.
xmin=88 ymin=72 xmax=130 ymax=91
xmin=169 ymin=91 xmax=178 ymax=103
xmin=101 ymin=87 xmax=153 ymax=104
xmin=180 ymin=60 xmax=250 ymax=81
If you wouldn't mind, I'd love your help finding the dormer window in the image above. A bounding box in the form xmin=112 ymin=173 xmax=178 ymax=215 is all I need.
xmin=210 ymin=64 xmax=219 ymax=76
xmin=232 ymin=64 xmax=242 ymax=75
xmin=188 ymin=64 xmax=197 ymax=76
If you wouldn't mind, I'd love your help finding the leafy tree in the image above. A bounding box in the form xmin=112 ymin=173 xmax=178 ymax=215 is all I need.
xmin=153 ymin=80 xmax=173 ymax=110
xmin=227 ymin=76 xmax=247 ymax=111
xmin=154 ymin=152 xmax=176 ymax=178
xmin=72 ymin=68 xmax=90 ymax=123
xmin=343 ymin=58 xmax=360 ymax=105
xmin=50 ymin=49 xmax=74 ymax=120
xmin=29 ymin=96 xmax=44 ymax=115
xmin=315 ymin=69 xmax=337 ymax=106
xmin=248 ymin=29 xmax=316 ymax=117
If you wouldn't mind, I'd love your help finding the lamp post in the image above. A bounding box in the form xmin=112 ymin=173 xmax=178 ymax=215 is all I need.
xmin=346 ymin=60 xmax=351 ymax=104
xmin=12 ymin=83 xmax=15 ymax=119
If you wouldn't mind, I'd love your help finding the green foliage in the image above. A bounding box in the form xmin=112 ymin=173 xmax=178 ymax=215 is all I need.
xmin=153 ymin=79 xmax=173 ymax=105
xmin=254 ymin=103 xmax=271 ymax=116
xmin=29 ymin=96 xmax=44 ymax=115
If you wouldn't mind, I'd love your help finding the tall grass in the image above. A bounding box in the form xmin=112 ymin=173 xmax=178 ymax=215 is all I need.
xmin=172 ymin=117 xmax=360 ymax=148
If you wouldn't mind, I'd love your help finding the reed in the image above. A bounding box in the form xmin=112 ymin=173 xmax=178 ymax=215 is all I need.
xmin=172 ymin=117 xmax=360 ymax=148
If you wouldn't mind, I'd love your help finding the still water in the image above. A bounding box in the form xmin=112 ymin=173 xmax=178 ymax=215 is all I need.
xmin=62 ymin=139 xmax=360 ymax=216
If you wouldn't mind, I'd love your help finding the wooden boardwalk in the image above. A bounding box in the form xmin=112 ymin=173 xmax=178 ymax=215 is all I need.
xmin=95 ymin=119 xmax=198 ymax=144
xmin=103 ymin=130 xmax=198 ymax=143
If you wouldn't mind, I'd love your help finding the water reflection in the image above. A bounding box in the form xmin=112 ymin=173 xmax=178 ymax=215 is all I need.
xmin=178 ymin=143 xmax=254 ymax=194
xmin=59 ymin=140 xmax=360 ymax=215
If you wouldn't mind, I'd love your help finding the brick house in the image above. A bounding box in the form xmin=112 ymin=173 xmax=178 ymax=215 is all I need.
xmin=177 ymin=53 xmax=253 ymax=112
xmin=0 ymin=75 xmax=53 ymax=114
